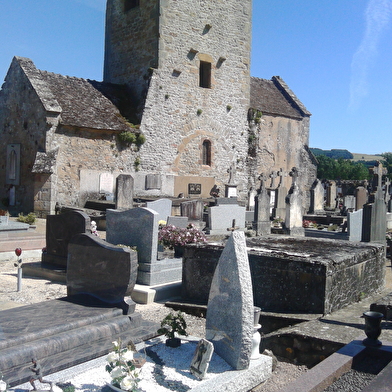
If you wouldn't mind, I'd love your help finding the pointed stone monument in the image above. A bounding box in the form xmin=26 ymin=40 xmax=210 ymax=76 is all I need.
xmin=205 ymin=231 xmax=254 ymax=370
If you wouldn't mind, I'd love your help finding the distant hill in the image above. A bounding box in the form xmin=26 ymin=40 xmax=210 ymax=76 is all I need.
xmin=350 ymin=153 xmax=382 ymax=162
xmin=310 ymin=148 xmax=382 ymax=162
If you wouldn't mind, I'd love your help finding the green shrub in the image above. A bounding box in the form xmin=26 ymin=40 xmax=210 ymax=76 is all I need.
xmin=17 ymin=212 xmax=36 ymax=225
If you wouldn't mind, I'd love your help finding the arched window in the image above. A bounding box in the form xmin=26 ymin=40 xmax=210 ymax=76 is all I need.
xmin=202 ymin=140 xmax=211 ymax=166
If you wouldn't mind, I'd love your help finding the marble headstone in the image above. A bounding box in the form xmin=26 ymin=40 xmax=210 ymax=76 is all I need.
xmin=208 ymin=205 xmax=246 ymax=235
xmin=190 ymin=339 xmax=214 ymax=379
xmin=348 ymin=209 xmax=363 ymax=242
xmin=310 ymin=179 xmax=324 ymax=213
xmin=205 ymin=231 xmax=253 ymax=370
xmin=284 ymin=168 xmax=304 ymax=236
xmin=254 ymin=179 xmax=271 ymax=236
xmin=146 ymin=198 xmax=172 ymax=223
xmin=106 ymin=207 xmax=159 ymax=264
xmin=167 ymin=216 xmax=188 ymax=228
xmin=42 ymin=210 xmax=90 ymax=268
xmin=67 ymin=233 xmax=137 ymax=314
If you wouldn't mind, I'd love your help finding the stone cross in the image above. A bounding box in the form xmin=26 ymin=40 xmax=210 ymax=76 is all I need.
xmin=227 ymin=163 xmax=236 ymax=185
xmin=258 ymin=173 xmax=268 ymax=192
xmin=269 ymin=171 xmax=278 ymax=189
xmin=384 ymin=177 xmax=391 ymax=203
xmin=370 ymin=162 xmax=386 ymax=197
xmin=277 ymin=168 xmax=287 ymax=187
xmin=289 ymin=167 xmax=299 ymax=188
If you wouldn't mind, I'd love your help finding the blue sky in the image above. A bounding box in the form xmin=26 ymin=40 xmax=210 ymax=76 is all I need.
xmin=1 ymin=0 xmax=391 ymax=155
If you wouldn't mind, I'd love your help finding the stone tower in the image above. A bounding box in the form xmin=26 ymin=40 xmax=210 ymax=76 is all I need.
xmin=104 ymin=0 xmax=253 ymax=198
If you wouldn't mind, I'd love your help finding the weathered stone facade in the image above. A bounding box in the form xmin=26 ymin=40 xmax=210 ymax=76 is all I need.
xmin=0 ymin=0 xmax=316 ymax=216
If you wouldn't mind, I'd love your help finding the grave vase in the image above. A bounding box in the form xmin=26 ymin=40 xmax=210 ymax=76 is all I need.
xmin=174 ymin=245 xmax=184 ymax=258
xmin=362 ymin=311 xmax=383 ymax=347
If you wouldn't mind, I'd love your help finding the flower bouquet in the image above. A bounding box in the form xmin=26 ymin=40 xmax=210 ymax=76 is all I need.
xmin=158 ymin=223 xmax=207 ymax=249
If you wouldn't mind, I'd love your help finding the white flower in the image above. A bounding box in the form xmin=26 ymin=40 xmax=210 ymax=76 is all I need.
xmin=110 ymin=366 xmax=125 ymax=379
xmin=112 ymin=340 xmax=120 ymax=349
xmin=106 ymin=352 xmax=118 ymax=364
xmin=122 ymin=349 xmax=134 ymax=362
xmin=120 ymin=375 xmax=137 ymax=391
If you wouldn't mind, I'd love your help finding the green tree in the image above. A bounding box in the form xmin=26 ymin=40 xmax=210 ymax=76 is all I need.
xmin=316 ymin=155 xmax=369 ymax=180
xmin=381 ymin=152 xmax=392 ymax=180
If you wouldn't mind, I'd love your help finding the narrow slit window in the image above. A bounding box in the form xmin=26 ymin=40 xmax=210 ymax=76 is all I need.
xmin=202 ymin=140 xmax=211 ymax=166
xmin=199 ymin=61 xmax=211 ymax=88
xmin=124 ymin=0 xmax=140 ymax=12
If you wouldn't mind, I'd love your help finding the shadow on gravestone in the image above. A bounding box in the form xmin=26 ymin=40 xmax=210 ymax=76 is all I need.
xmin=42 ymin=210 xmax=91 ymax=268
xmin=205 ymin=231 xmax=253 ymax=370
xmin=67 ymin=233 xmax=138 ymax=315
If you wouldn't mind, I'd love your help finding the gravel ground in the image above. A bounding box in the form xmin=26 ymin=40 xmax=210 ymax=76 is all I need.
xmin=1 ymin=219 xmax=308 ymax=391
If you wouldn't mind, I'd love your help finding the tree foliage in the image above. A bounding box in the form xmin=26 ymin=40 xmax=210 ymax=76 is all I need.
xmin=381 ymin=152 xmax=392 ymax=180
xmin=316 ymin=155 xmax=370 ymax=180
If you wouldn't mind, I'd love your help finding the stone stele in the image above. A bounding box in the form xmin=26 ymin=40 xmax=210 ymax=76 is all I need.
xmin=205 ymin=231 xmax=254 ymax=370
xmin=190 ymin=338 xmax=214 ymax=380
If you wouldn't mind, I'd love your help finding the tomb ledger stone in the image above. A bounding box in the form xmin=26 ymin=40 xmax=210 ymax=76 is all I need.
xmin=205 ymin=231 xmax=253 ymax=370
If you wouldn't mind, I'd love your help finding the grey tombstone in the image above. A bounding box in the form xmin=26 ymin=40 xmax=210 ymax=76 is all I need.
xmin=180 ymin=199 xmax=204 ymax=220
xmin=247 ymin=187 xmax=257 ymax=211
xmin=343 ymin=195 xmax=356 ymax=211
xmin=167 ymin=216 xmax=188 ymax=228
xmin=309 ymin=179 xmax=324 ymax=213
xmin=99 ymin=172 xmax=114 ymax=194
xmin=205 ymin=231 xmax=254 ymax=370
xmin=386 ymin=212 xmax=392 ymax=230
xmin=326 ymin=180 xmax=337 ymax=209
xmin=115 ymin=174 xmax=134 ymax=210
xmin=273 ymin=168 xmax=287 ymax=220
xmin=67 ymin=233 xmax=138 ymax=314
xmin=146 ymin=198 xmax=172 ymax=223
xmin=355 ymin=186 xmax=368 ymax=210
xmin=362 ymin=163 xmax=387 ymax=244
xmin=42 ymin=210 xmax=90 ymax=268
xmin=106 ymin=207 xmax=159 ymax=265
xmin=208 ymin=205 xmax=246 ymax=235
xmin=284 ymin=167 xmax=304 ymax=236
xmin=215 ymin=197 xmax=238 ymax=205
xmin=254 ymin=174 xmax=271 ymax=236
xmin=190 ymin=339 xmax=214 ymax=380
xmin=348 ymin=209 xmax=363 ymax=242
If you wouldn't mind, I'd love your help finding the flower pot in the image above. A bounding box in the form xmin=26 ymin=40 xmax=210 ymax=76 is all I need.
xmin=362 ymin=311 xmax=383 ymax=347
xmin=165 ymin=337 xmax=181 ymax=348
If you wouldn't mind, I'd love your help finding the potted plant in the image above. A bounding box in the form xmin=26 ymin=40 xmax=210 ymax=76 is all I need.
xmin=105 ymin=339 xmax=141 ymax=392
xmin=158 ymin=311 xmax=188 ymax=348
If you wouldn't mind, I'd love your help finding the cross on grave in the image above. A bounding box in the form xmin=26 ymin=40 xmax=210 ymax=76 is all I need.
xmin=370 ymin=162 xmax=387 ymax=199
xmin=277 ymin=168 xmax=288 ymax=187
xmin=289 ymin=167 xmax=299 ymax=187
xmin=269 ymin=171 xmax=278 ymax=189
xmin=258 ymin=173 xmax=268 ymax=192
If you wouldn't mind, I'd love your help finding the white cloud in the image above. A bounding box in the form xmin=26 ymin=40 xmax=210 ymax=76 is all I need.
xmin=349 ymin=0 xmax=392 ymax=111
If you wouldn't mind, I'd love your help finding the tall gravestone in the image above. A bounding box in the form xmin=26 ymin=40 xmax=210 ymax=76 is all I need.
xmin=309 ymin=179 xmax=324 ymax=214
xmin=348 ymin=209 xmax=363 ymax=242
xmin=254 ymin=174 xmax=271 ymax=236
xmin=115 ymin=174 xmax=134 ymax=210
xmin=355 ymin=186 xmax=368 ymax=210
xmin=205 ymin=231 xmax=253 ymax=370
xmin=146 ymin=198 xmax=172 ymax=223
xmin=273 ymin=168 xmax=287 ymax=220
xmin=284 ymin=167 xmax=304 ymax=236
xmin=362 ymin=163 xmax=387 ymax=244
xmin=42 ymin=210 xmax=90 ymax=268
xmin=326 ymin=180 xmax=336 ymax=209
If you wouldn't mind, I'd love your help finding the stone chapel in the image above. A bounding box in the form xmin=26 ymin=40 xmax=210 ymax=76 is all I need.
xmin=0 ymin=0 xmax=316 ymax=216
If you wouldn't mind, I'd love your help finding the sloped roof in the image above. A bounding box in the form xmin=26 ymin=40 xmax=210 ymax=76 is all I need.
xmin=250 ymin=76 xmax=311 ymax=119
xmin=15 ymin=57 xmax=135 ymax=132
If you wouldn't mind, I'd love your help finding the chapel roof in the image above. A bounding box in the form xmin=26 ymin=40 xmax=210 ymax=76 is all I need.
xmin=15 ymin=56 xmax=136 ymax=132
xmin=250 ymin=76 xmax=311 ymax=119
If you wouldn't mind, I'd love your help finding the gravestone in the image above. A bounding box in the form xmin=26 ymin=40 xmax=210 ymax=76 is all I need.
xmin=355 ymin=186 xmax=367 ymax=210
xmin=167 ymin=216 xmax=188 ymax=228
xmin=115 ymin=174 xmax=134 ymax=210
xmin=42 ymin=210 xmax=90 ymax=268
xmin=284 ymin=167 xmax=304 ymax=236
xmin=180 ymin=199 xmax=204 ymax=220
xmin=208 ymin=205 xmax=246 ymax=235
xmin=100 ymin=172 xmax=114 ymax=194
xmin=326 ymin=180 xmax=336 ymax=209
xmin=225 ymin=163 xmax=238 ymax=198
xmin=247 ymin=187 xmax=257 ymax=211
xmin=205 ymin=231 xmax=253 ymax=370
xmin=145 ymin=174 xmax=161 ymax=190
xmin=106 ymin=207 xmax=158 ymax=266
xmin=348 ymin=209 xmax=363 ymax=242
xmin=215 ymin=197 xmax=238 ymax=205
xmin=273 ymin=168 xmax=287 ymax=220
xmin=343 ymin=195 xmax=356 ymax=212
xmin=190 ymin=338 xmax=214 ymax=380
xmin=386 ymin=212 xmax=392 ymax=230
xmin=146 ymin=198 xmax=172 ymax=223
xmin=254 ymin=174 xmax=271 ymax=236
xmin=362 ymin=163 xmax=387 ymax=244
xmin=67 ymin=233 xmax=138 ymax=314
xmin=309 ymin=179 xmax=324 ymax=213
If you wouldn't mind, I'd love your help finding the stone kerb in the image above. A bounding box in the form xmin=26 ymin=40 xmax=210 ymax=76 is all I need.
xmin=206 ymin=231 xmax=253 ymax=370
xmin=67 ymin=233 xmax=138 ymax=314
xmin=106 ymin=207 xmax=159 ymax=265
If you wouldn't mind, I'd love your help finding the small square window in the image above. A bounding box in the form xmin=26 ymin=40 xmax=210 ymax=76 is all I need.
xmin=199 ymin=61 xmax=211 ymax=89
xmin=124 ymin=0 xmax=140 ymax=12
